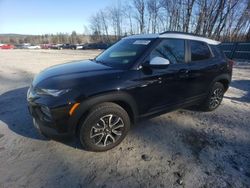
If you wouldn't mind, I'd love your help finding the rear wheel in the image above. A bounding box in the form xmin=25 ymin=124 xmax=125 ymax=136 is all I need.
xmin=200 ymin=82 xmax=225 ymax=111
xmin=79 ymin=102 xmax=130 ymax=152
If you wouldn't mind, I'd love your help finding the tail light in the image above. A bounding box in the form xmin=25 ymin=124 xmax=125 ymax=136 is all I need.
xmin=227 ymin=59 xmax=234 ymax=69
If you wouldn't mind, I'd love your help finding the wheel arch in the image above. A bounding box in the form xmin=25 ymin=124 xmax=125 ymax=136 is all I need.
xmin=68 ymin=91 xmax=138 ymax=135
xmin=210 ymin=74 xmax=231 ymax=92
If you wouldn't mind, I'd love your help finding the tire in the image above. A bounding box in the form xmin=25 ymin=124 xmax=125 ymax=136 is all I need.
xmin=200 ymin=82 xmax=225 ymax=111
xmin=79 ymin=102 xmax=130 ymax=152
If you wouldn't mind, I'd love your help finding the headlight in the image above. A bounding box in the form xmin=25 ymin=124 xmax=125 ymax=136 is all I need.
xmin=40 ymin=106 xmax=52 ymax=118
xmin=36 ymin=88 xmax=71 ymax=97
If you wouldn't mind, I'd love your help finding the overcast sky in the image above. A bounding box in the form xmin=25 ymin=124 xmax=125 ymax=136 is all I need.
xmin=0 ymin=0 xmax=118 ymax=35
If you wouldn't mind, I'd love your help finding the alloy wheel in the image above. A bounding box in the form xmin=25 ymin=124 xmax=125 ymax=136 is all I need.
xmin=90 ymin=114 xmax=124 ymax=147
xmin=209 ymin=88 xmax=224 ymax=109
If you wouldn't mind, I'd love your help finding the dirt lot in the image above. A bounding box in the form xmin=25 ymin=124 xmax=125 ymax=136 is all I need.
xmin=0 ymin=49 xmax=249 ymax=188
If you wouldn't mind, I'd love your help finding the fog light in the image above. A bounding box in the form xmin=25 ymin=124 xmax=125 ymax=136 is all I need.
xmin=41 ymin=106 xmax=52 ymax=118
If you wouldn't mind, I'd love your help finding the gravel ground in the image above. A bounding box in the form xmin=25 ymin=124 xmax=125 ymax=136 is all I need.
xmin=0 ymin=49 xmax=249 ymax=188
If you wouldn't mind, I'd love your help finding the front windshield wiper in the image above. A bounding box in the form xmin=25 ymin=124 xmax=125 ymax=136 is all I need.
xmin=94 ymin=59 xmax=102 ymax=64
xmin=94 ymin=59 xmax=111 ymax=67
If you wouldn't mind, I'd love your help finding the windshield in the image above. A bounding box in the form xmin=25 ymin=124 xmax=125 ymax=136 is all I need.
xmin=95 ymin=38 xmax=154 ymax=69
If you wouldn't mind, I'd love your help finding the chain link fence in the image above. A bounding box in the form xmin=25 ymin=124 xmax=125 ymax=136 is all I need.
xmin=220 ymin=42 xmax=250 ymax=60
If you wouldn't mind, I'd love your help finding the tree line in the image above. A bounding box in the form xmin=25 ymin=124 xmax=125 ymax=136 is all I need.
xmin=90 ymin=0 xmax=250 ymax=42
xmin=0 ymin=31 xmax=92 ymax=45
xmin=0 ymin=31 xmax=118 ymax=45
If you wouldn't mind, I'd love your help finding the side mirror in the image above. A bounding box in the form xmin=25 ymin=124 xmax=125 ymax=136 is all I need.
xmin=149 ymin=57 xmax=170 ymax=68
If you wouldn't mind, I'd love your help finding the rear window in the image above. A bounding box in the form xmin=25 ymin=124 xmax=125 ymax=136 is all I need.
xmin=190 ymin=41 xmax=212 ymax=61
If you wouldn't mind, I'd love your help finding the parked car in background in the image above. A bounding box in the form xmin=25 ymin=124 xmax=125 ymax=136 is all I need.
xmin=75 ymin=44 xmax=85 ymax=50
xmin=14 ymin=44 xmax=25 ymax=49
xmin=14 ymin=43 xmax=31 ymax=49
xmin=24 ymin=43 xmax=31 ymax=49
xmin=61 ymin=44 xmax=77 ymax=50
xmin=28 ymin=45 xmax=41 ymax=49
xmin=40 ymin=44 xmax=52 ymax=49
xmin=50 ymin=44 xmax=63 ymax=50
xmin=82 ymin=42 xmax=110 ymax=50
xmin=0 ymin=44 xmax=14 ymax=49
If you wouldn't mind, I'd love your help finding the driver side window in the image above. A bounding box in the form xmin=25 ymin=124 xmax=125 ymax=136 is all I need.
xmin=150 ymin=39 xmax=185 ymax=64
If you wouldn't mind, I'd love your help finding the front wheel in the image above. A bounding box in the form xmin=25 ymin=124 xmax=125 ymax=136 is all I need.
xmin=79 ymin=102 xmax=130 ymax=152
xmin=200 ymin=82 xmax=225 ymax=111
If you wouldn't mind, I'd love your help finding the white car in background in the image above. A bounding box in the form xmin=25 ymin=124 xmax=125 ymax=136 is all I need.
xmin=28 ymin=45 xmax=41 ymax=49
xmin=76 ymin=44 xmax=84 ymax=50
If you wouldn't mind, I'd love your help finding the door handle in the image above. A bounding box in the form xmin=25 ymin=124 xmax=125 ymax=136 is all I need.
xmin=178 ymin=69 xmax=189 ymax=78
xmin=179 ymin=69 xmax=189 ymax=74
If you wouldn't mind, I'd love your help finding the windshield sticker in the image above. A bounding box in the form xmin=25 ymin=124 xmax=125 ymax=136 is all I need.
xmin=133 ymin=40 xmax=151 ymax=45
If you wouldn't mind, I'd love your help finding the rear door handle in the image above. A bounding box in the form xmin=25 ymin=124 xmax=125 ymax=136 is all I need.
xmin=178 ymin=69 xmax=189 ymax=78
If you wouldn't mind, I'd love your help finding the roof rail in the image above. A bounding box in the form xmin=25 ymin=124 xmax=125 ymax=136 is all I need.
xmin=159 ymin=31 xmax=220 ymax=45
xmin=124 ymin=31 xmax=220 ymax=45
xmin=159 ymin=31 xmax=206 ymax=38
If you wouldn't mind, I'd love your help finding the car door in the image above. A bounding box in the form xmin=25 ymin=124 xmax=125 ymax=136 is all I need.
xmin=186 ymin=40 xmax=218 ymax=99
xmin=136 ymin=38 xmax=191 ymax=115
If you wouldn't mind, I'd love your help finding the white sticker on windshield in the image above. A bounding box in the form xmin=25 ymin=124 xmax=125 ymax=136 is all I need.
xmin=133 ymin=40 xmax=151 ymax=45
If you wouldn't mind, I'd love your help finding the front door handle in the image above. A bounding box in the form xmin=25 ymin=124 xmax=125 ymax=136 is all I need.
xmin=179 ymin=69 xmax=189 ymax=74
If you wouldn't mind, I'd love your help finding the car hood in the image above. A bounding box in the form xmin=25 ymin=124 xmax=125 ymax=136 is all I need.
xmin=32 ymin=59 xmax=119 ymax=89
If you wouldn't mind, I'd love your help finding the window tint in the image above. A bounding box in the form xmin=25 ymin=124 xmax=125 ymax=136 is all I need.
xmin=190 ymin=41 xmax=211 ymax=61
xmin=150 ymin=39 xmax=185 ymax=64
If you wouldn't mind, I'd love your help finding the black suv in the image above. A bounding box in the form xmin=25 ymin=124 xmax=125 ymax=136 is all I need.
xmin=27 ymin=32 xmax=233 ymax=151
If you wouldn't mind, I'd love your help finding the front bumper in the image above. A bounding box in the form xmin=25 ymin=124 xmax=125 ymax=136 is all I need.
xmin=27 ymin=84 xmax=83 ymax=138
xmin=32 ymin=117 xmax=71 ymax=138
xmin=27 ymin=99 xmax=74 ymax=138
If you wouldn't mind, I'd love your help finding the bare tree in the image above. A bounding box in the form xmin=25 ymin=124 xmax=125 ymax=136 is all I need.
xmin=147 ymin=0 xmax=161 ymax=33
xmin=212 ymin=0 xmax=240 ymax=39
xmin=70 ymin=31 xmax=77 ymax=44
xmin=86 ymin=0 xmax=249 ymax=42
xmin=109 ymin=2 xmax=123 ymax=39
xmin=123 ymin=4 xmax=135 ymax=35
xmin=161 ymin=0 xmax=182 ymax=31
xmin=230 ymin=0 xmax=250 ymax=40
xmin=183 ymin=0 xmax=196 ymax=32
xmin=194 ymin=0 xmax=207 ymax=35
xmin=90 ymin=13 xmax=102 ymax=41
xmin=133 ymin=0 xmax=146 ymax=33
xmin=99 ymin=10 xmax=110 ymax=42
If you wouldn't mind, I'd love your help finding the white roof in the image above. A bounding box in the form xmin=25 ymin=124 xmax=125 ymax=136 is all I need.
xmin=124 ymin=33 xmax=220 ymax=45
xmin=125 ymin=34 xmax=159 ymax=39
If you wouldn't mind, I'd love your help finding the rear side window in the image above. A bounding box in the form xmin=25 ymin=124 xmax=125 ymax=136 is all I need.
xmin=150 ymin=39 xmax=185 ymax=64
xmin=217 ymin=44 xmax=228 ymax=58
xmin=190 ymin=41 xmax=211 ymax=61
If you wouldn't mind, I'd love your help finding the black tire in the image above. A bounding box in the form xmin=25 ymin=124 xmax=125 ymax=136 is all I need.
xmin=200 ymin=82 xmax=225 ymax=111
xmin=79 ymin=102 xmax=130 ymax=152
